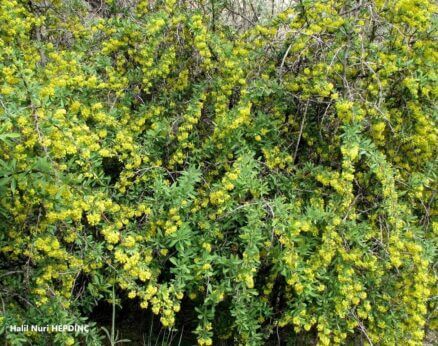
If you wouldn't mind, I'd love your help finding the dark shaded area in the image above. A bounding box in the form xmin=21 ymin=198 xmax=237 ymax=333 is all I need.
xmin=102 ymin=157 xmax=124 ymax=184
xmin=89 ymin=290 xmax=198 ymax=345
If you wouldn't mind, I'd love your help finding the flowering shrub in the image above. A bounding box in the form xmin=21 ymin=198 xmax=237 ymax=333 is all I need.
xmin=0 ymin=0 xmax=436 ymax=345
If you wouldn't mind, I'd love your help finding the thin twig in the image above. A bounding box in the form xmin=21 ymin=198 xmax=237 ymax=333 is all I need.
xmin=293 ymin=99 xmax=309 ymax=163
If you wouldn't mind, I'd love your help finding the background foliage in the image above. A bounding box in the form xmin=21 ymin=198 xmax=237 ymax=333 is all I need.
xmin=0 ymin=0 xmax=437 ymax=345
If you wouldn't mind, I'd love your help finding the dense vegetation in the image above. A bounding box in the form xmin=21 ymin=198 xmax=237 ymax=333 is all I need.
xmin=0 ymin=0 xmax=436 ymax=345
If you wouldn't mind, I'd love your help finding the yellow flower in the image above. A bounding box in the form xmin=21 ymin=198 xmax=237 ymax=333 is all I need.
xmin=65 ymin=337 xmax=75 ymax=346
xmin=201 ymin=263 xmax=211 ymax=271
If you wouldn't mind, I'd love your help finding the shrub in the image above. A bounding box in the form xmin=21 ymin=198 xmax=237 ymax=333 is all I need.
xmin=0 ymin=0 xmax=436 ymax=345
